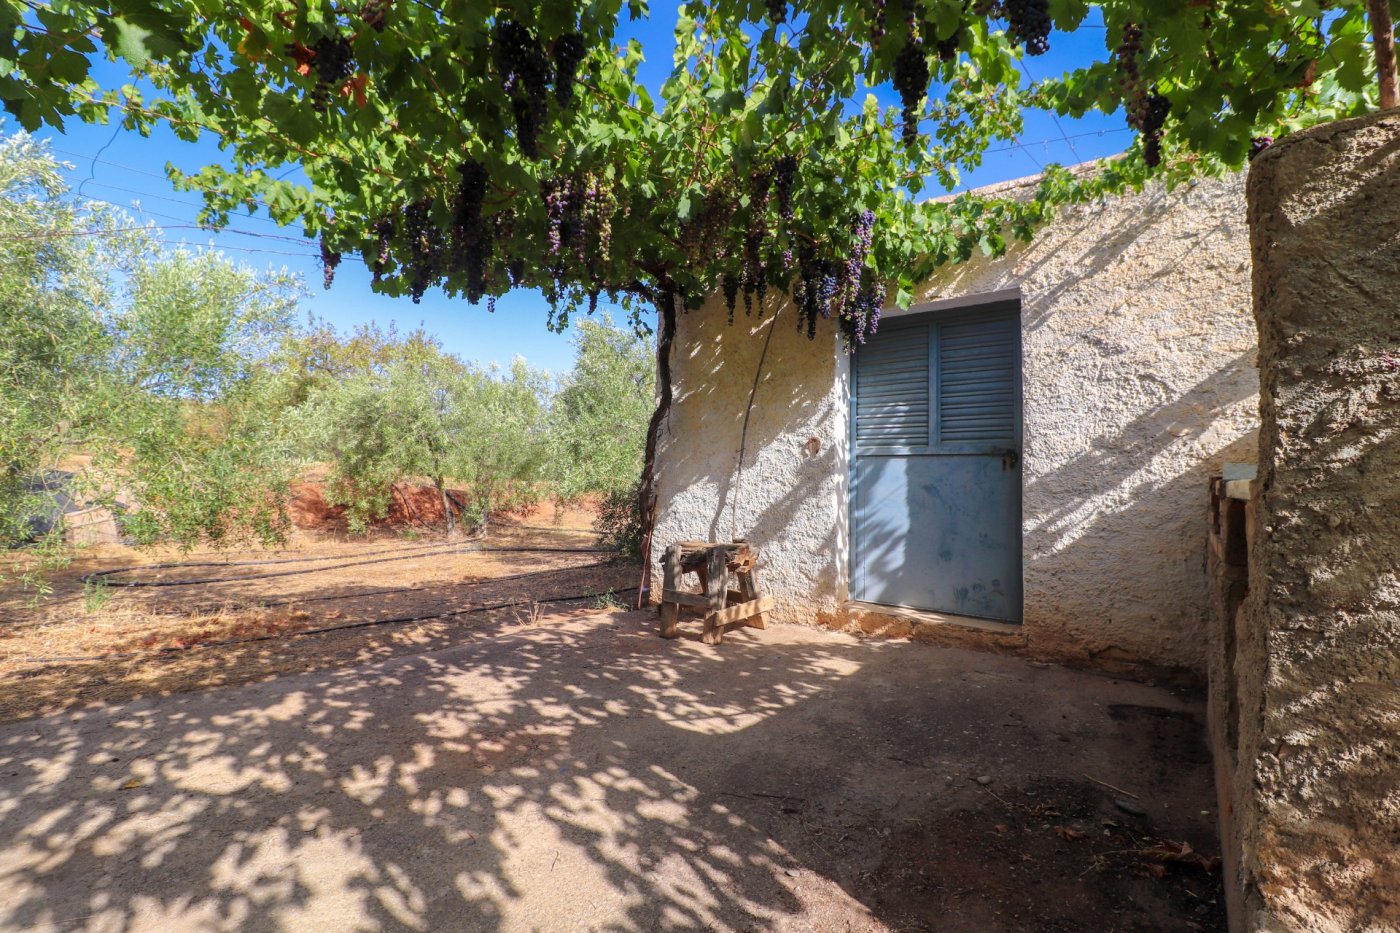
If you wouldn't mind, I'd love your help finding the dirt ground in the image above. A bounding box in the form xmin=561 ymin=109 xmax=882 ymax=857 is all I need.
xmin=0 ymin=594 xmax=1226 ymax=931
xmin=0 ymin=499 xmax=629 ymax=723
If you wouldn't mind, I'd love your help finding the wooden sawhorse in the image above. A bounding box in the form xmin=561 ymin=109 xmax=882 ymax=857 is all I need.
xmin=658 ymin=540 xmax=774 ymax=645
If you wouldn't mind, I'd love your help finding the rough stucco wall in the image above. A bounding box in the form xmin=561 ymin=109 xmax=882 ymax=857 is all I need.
xmin=1233 ymin=110 xmax=1400 ymax=933
xmin=897 ymin=173 xmax=1259 ymax=672
xmin=652 ymin=299 xmax=849 ymax=624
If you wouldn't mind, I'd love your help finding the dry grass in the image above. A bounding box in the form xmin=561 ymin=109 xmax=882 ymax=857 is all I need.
xmin=0 ymin=503 xmax=636 ymax=723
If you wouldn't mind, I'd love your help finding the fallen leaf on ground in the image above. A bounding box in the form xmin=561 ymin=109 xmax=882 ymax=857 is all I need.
xmin=1140 ymin=839 xmax=1222 ymax=873
xmin=1055 ymin=825 xmax=1086 ymax=841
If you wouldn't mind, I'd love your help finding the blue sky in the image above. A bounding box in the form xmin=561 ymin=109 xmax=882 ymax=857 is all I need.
xmin=39 ymin=7 xmax=1130 ymax=374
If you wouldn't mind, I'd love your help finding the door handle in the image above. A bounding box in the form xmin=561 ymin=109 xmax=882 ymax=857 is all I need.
xmin=1000 ymin=449 xmax=1020 ymax=471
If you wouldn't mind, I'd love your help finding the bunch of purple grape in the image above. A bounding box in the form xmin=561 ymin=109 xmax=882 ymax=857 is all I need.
xmin=790 ymin=211 xmax=884 ymax=344
xmin=1004 ymin=0 xmax=1050 ymax=55
xmin=319 ymin=237 xmax=342 ymax=289
xmin=893 ymin=41 xmax=930 ymax=147
xmin=309 ymin=35 xmax=354 ymax=112
xmin=1140 ymin=93 xmax=1170 ymax=168
xmin=451 ymin=161 xmax=492 ymax=301
xmin=492 ymin=21 xmax=588 ymax=158
xmin=401 ymin=198 xmax=444 ymax=304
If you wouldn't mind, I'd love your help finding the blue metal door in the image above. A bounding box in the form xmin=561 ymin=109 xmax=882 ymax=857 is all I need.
xmin=850 ymin=301 xmax=1023 ymax=622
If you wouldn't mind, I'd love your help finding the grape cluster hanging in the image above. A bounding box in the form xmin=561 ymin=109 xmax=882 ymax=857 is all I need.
xmin=451 ymin=161 xmax=492 ymax=302
xmin=319 ymin=236 xmax=341 ymax=289
xmin=743 ymin=171 xmax=773 ymax=314
xmin=791 ymin=211 xmax=882 ymax=345
xmin=1117 ymin=23 xmax=1169 ymax=168
xmin=1138 ymin=93 xmax=1170 ymax=168
xmin=1003 ymin=0 xmax=1050 ymax=55
xmin=402 ymin=198 xmax=444 ymax=303
xmin=360 ymin=0 xmax=390 ymax=32
xmin=295 ymin=34 xmax=354 ymax=112
xmin=973 ymin=0 xmax=1050 ymax=54
xmin=893 ymin=41 xmax=930 ymax=147
xmin=540 ymin=170 xmax=618 ymax=312
xmin=492 ymin=21 xmax=587 ymax=159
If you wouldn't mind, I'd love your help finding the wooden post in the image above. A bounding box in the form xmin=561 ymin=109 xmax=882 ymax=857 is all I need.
xmin=739 ymin=566 xmax=768 ymax=629
xmin=659 ymin=545 xmax=681 ymax=639
xmin=702 ymin=546 xmax=728 ymax=645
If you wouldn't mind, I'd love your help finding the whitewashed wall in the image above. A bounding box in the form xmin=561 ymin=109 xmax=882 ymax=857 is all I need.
xmin=652 ymin=299 xmax=851 ymax=625
xmin=653 ymin=172 xmax=1258 ymax=672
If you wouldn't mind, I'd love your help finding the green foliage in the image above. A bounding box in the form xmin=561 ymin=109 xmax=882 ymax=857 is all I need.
xmin=0 ymin=132 xmax=305 ymax=561
xmin=0 ymin=0 xmax=1386 ymax=345
xmin=594 ymin=482 xmax=646 ymax=562
xmin=551 ymin=317 xmax=655 ymax=499
xmin=267 ymin=320 xmax=447 ymax=410
xmin=590 ymin=588 xmax=628 ymax=610
xmin=295 ymin=342 xmax=552 ymax=534
xmin=82 ymin=576 xmax=110 ymax=613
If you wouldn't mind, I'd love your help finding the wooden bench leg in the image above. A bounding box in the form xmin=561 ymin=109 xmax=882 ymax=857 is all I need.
xmin=742 ymin=567 xmax=768 ymax=629
xmin=659 ymin=545 xmax=681 ymax=639
xmin=702 ymin=546 xmax=728 ymax=645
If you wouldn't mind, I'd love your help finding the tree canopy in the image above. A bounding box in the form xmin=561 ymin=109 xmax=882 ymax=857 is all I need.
xmin=0 ymin=132 xmax=302 ymax=560
xmin=550 ymin=317 xmax=654 ymax=500
xmin=295 ymin=344 xmax=551 ymax=535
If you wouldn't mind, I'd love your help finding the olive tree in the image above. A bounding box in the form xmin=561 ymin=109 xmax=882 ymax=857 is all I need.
xmin=550 ymin=317 xmax=655 ymax=501
xmin=0 ymin=132 xmax=303 ymax=567
xmin=295 ymin=348 xmax=550 ymax=535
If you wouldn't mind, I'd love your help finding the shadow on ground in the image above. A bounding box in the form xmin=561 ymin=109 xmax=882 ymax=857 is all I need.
xmin=0 ymin=611 xmax=1225 ymax=932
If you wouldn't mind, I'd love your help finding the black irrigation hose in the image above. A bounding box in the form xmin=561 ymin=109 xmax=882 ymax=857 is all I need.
xmin=175 ymin=560 xmax=618 ymax=614
xmin=83 ymin=543 xmax=612 ymax=588
xmin=15 ymin=586 xmax=640 ymax=667
xmin=78 ymin=539 xmax=481 ymax=586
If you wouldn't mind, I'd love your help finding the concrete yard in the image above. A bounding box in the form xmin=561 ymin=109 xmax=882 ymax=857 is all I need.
xmin=0 ymin=611 xmax=1225 ymax=932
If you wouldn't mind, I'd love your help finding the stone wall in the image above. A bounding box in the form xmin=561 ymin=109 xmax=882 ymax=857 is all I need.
xmin=653 ymin=172 xmax=1259 ymax=675
xmin=1227 ymin=109 xmax=1400 ymax=932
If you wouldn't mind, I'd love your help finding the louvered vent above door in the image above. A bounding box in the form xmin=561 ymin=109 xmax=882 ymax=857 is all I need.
xmin=854 ymin=326 xmax=929 ymax=449
xmin=937 ymin=315 xmax=1018 ymax=445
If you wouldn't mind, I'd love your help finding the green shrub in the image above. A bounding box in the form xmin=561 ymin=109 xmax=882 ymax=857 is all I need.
xmin=594 ymin=484 xmax=644 ymax=562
